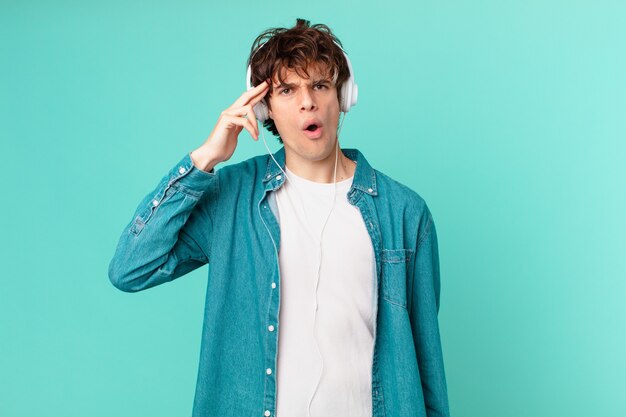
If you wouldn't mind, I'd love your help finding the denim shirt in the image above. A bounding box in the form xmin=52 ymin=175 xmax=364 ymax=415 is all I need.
xmin=108 ymin=146 xmax=450 ymax=417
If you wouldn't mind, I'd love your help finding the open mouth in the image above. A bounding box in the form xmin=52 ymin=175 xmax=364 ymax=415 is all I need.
xmin=303 ymin=123 xmax=322 ymax=139
xmin=305 ymin=124 xmax=319 ymax=131
xmin=301 ymin=118 xmax=323 ymax=139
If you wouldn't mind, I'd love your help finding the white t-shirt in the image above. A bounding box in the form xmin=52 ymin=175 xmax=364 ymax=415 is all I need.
xmin=274 ymin=165 xmax=377 ymax=417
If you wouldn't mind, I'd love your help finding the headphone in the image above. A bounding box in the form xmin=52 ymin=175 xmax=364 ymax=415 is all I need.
xmin=245 ymin=41 xmax=358 ymax=122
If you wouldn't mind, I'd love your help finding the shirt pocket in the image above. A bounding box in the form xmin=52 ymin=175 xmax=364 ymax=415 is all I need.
xmin=380 ymin=248 xmax=414 ymax=309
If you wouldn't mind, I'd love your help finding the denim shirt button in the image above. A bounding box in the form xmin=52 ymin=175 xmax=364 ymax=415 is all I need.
xmin=276 ymin=175 xmax=282 ymax=180
xmin=268 ymin=325 xmax=275 ymax=332
xmin=266 ymin=368 xmax=272 ymax=375
xmin=264 ymin=411 xmax=271 ymax=416
xmin=152 ymin=199 xmax=159 ymax=206
xmin=178 ymin=166 xmax=186 ymax=174
xmin=271 ymin=282 xmax=276 ymax=289
xmin=367 ymin=187 xmax=373 ymax=193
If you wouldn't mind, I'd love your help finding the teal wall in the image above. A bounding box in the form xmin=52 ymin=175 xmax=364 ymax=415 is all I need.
xmin=1 ymin=1 xmax=624 ymax=416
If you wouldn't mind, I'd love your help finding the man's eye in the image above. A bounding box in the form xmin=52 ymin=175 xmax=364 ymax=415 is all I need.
xmin=314 ymin=84 xmax=327 ymax=90
xmin=280 ymin=88 xmax=291 ymax=95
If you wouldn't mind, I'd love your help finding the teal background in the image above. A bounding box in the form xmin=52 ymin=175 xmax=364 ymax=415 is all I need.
xmin=1 ymin=1 xmax=625 ymax=416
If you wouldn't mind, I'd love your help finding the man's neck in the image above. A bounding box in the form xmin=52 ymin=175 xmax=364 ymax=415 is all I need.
xmin=284 ymin=146 xmax=356 ymax=184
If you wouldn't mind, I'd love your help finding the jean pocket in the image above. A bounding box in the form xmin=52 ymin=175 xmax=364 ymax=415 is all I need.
xmin=380 ymin=248 xmax=413 ymax=309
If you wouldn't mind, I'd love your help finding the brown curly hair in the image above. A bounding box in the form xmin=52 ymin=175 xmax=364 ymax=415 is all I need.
xmin=247 ymin=18 xmax=351 ymax=143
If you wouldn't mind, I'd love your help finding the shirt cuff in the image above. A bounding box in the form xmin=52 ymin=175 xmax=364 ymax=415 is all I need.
xmin=165 ymin=153 xmax=217 ymax=194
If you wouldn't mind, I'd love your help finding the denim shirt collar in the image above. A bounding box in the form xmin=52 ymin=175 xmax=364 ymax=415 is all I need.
xmin=262 ymin=146 xmax=378 ymax=197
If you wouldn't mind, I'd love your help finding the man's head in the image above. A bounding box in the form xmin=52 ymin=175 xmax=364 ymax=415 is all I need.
xmin=247 ymin=19 xmax=351 ymax=148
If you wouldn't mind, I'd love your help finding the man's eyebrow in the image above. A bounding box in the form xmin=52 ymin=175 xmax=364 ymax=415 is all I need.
xmin=273 ymin=82 xmax=296 ymax=91
xmin=313 ymin=77 xmax=332 ymax=83
xmin=273 ymin=78 xmax=332 ymax=91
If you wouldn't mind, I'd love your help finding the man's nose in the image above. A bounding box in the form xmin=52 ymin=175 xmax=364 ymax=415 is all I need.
xmin=299 ymin=86 xmax=317 ymax=111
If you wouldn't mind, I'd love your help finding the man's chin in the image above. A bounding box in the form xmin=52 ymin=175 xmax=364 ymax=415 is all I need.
xmin=295 ymin=142 xmax=339 ymax=162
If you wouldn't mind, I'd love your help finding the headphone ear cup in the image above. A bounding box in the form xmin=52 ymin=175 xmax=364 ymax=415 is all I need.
xmin=247 ymin=64 xmax=270 ymax=122
xmin=338 ymin=48 xmax=357 ymax=113
xmin=253 ymin=100 xmax=269 ymax=123
xmin=340 ymin=80 xmax=350 ymax=113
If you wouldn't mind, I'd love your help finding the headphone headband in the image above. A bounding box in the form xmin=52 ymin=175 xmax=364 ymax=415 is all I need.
xmin=246 ymin=41 xmax=358 ymax=122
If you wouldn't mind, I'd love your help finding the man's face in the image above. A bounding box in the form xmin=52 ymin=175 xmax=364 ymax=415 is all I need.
xmin=267 ymin=62 xmax=341 ymax=166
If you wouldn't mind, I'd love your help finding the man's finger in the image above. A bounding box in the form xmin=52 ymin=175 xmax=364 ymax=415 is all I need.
xmin=244 ymin=81 xmax=270 ymax=104
xmin=246 ymin=103 xmax=260 ymax=137
xmin=249 ymin=88 xmax=269 ymax=107
xmin=233 ymin=80 xmax=270 ymax=108
xmin=224 ymin=114 xmax=259 ymax=141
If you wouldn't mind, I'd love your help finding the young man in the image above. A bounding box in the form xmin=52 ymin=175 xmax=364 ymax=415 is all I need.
xmin=109 ymin=19 xmax=450 ymax=417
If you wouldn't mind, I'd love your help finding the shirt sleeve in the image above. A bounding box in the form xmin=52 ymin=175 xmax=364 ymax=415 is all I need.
xmin=409 ymin=208 xmax=451 ymax=416
xmin=108 ymin=152 xmax=219 ymax=293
